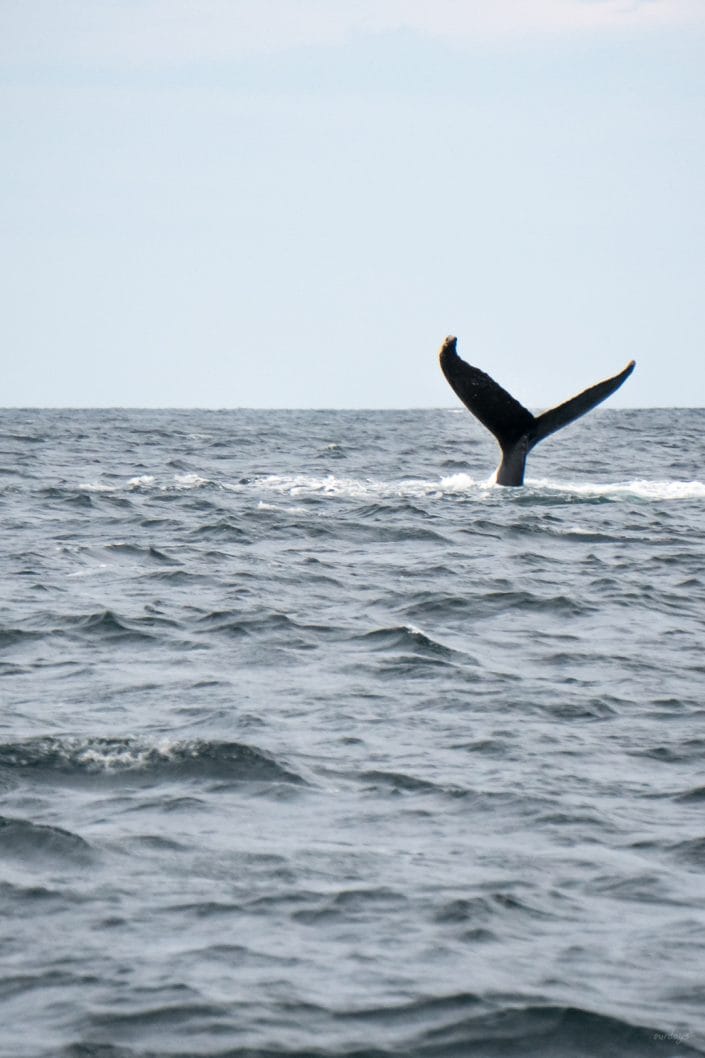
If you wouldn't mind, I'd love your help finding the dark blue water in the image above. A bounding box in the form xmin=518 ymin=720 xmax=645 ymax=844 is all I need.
xmin=2 ymin=407 xmax=705 ymax=1058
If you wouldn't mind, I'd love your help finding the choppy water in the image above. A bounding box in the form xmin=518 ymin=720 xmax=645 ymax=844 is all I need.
xmin=2 ymin=406 xmax=705 ymax=1058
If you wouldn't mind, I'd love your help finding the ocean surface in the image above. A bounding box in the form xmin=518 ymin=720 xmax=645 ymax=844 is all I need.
xmin=2 ymin=406 xmax=705 ymax=1058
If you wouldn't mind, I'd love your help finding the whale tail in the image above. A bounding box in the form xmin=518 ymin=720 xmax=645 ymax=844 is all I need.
xmin=439 ymin=336 xmax=636 ymax=486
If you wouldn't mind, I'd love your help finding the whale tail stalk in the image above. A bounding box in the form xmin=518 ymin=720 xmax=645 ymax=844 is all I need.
xmin=438 ymin=336 xmax=636 ymax=486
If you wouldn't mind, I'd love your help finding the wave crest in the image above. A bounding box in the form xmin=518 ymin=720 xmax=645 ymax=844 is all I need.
xmin=69 ymin=471 xmax=705 ymax=504
xmin=0 ymin=737 xmax=304 ymax=787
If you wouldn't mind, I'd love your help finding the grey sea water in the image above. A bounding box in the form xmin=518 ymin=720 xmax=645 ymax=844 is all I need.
xmin=1 ymin=406 xmax=705 ymax=1058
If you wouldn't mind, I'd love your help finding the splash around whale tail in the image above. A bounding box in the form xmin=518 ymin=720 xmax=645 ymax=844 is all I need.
xmin=438 ymin=336 xmax=636 ymax=486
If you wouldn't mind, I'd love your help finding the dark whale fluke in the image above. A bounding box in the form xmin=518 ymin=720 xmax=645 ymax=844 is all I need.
xmin=439 ymin=336 xmax=636 ymax=486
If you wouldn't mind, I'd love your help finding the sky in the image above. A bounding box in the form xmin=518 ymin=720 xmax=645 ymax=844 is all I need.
xmin=1 ymin=0 xmax=704 ymax=408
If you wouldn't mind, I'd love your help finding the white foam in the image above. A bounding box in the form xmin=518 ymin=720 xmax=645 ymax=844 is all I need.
xmin=243 ymin=472 xmax=705 ymax=504
xmin=173 ymin=473 xmax=209 ymax=489
xmin=81 ymin=472 xmax=705 ymax=504
xmin=256 ymin=501 xmax=308 ymax=514
xmin=66 ymin=737 xmax=180 ymax=772
xmin=527 ymin=478 xmax=705 ymax=501
xmin=244 ymin=473 xmax=491 ymax=501
xmin=562 ymin=525 xmax=598 ymax=536
xmin=439 ymin=472 xmax=496 ymax=492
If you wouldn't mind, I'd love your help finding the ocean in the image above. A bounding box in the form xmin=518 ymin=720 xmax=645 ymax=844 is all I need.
xmin=1 ymin=406 xmax=704 ymax=1058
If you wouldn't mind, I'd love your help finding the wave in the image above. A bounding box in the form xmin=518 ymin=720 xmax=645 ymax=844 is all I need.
xmin=239 ymin=472 xmax=705 ymax=504
xmin=401 ymin=590 xmax=594 ymax=623
xmin=0 ymin=737 xmax=304 ymax=787
xmin=58 ymin=471 xmax=486 ymax=501
xmin=526 ymin=477 xmax=705 ymax=501
xmin=42 ymin=1007 xmax=705 ymax=1058
xmin=0 ymin=878 xmax=88 ymax=907
xmin=436 ymin=1002 xmax=704 ymax=1058
xmin=0 ymin=626 xmax=43 ymax=649
xmin=354 ymin=624 xmax=459 ymax=657
xmin=348 ymin=625 xmax=476 ymax=675
xmin=7 ymin=609 xmax=164 ymax=643
xmin=671 ymin=837 xmax=705 ymax=866
xmin=77 ymin=473 xmax=213 ymax=494
xmin=229 ymin=471 xmax=494 ymax=500
xmin=104 ymin=543 xmax=178 ymax=565
xmin=676 ymin=786 xmax=705 ymax=803
xmin=331 ymin=999 xmax=704 ymax=1058
xmin=257 ymin=500 xmax=309 ymax=515
xmin=292 ymin=886 xmax=408 ymax=925
xmin=43 ymin=995 xmax=705 ymax=1057
xmin=359 ymin=769 xmax=464 ymax=797
xmin=58 ymin=469 xmax=705 ymax=505
xmin=41 ymin=486 xmax=95 ymax=507
xmin=191 ymin=610 xmax=336 ymax=646
xmin=77 ymin=481 xmax=120 ymax=493
xmin=0 ymin=815 xmax=93 ymax=864
xmin=635 ymin=739 xmax=705 ymax=764
xmin=224 ymin=472 xmax=705 ymax=505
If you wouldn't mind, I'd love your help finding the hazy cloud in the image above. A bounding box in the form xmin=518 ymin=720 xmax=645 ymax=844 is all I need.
xmin=3 ymin=0 xmax=705 ymax=66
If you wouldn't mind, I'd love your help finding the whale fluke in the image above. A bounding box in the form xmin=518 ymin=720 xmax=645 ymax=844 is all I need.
xmin=439 ymin=336 xmax=635 ymax=486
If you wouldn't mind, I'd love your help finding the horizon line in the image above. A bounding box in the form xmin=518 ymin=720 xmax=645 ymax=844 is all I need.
xmin=0 ymin=404 xmax=696 ymax=413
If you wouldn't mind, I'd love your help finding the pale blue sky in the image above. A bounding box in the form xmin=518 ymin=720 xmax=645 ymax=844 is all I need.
xmin=2 ymin=1 xmax=704 ymax=407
